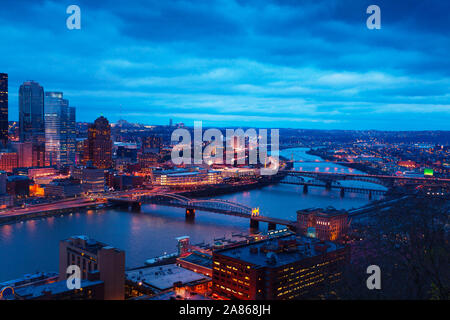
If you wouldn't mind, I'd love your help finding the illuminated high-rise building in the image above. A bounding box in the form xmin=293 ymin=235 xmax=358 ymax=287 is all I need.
xmin=44 ymin=92 xmax=76 ymax=167
xmin=19 ymin=81 xmax=45 ymax=166
xmin=83 ymin=116 xmax=112 ymax=169
xmin=0 ymin=73 xmax=8 ymax=147
xmin=19 ymin=81 xmax=45 ymax=142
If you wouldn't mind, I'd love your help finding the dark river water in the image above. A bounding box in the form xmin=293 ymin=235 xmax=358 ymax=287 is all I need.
xmin=0 ymin=148 xmax=384 ymax=282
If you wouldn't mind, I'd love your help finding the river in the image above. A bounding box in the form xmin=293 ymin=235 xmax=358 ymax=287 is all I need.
xmin=0 ymin=147 xmax=383 ymax=282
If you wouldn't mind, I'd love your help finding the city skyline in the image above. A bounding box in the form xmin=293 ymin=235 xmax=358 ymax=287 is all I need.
xmin=1 ymin=0 xmax=449 ymax=130
xmin=0 ymin=1 xmax=448 ymax=304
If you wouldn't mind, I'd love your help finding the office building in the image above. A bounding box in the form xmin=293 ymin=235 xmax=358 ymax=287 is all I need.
xmin=19 ymin=81 xmax=45 ymax=166
xmin=154 ymin=169 xmax=222 ymax=188
xmin=83 ymin=116 xmax=112 ymax=169
xmin=44 ymin=92 xmax=76 ymax=167
xmin=7 ymin=175 xmax=30 ymax=198
xmin=72 ymin=166 xmax=105 ymax=193
xmin=0 ymin=151 xmax=18 ymax=172
xmin=0 ymin=170 xmax=12 ymax=208
xmin=44 ymin=178 xmax=82 ymax=198
xmin=19 ymin=81 xmax=45 ymax=142
xmin=141 ymin=135 xmax=161 ymax=153
xmin=212 ymin=234 xmax=348 ymax=300
xmin=0 ymin=73 xmax=8 ymax=147
xmin=11 ymin=141 xmax=33 ymax=168
xmin=59 ymin=235 xmax=125 ymax=300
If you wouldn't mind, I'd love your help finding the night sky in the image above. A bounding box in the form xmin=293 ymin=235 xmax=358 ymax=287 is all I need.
xmin=1 ymin=0 xmax=449 ymax=129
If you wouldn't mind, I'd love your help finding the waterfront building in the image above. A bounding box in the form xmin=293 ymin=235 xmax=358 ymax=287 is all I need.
xmin=212 ymin=234 xmax=349 ymax=300
xmin=126 ymin=264 xmax=211 ymax=296
xmin=176 ymin=251 xmax=213 ymax=277
xmin=44 ymin=92 xmax=76 ymax=167
xmin=0 ymin=73 xmax=8 ymax=147
xmin=110 ymin=174 xmax=143 ymax=191
xmin=0 ymin=170 xmax=7 ymax=194
xmin=0 ymin=170 xmax=12 ymax=208
xmin=153 ymin=169 xmax=222 ymax=188
xmin=0 ymin=272 xmax=58 ymax=293
xmin=72 ymin=166 xmax=105 ymax=193
xmin=82 ymin=116 xmax=113 ymax=169
xmin=59 ymin=235 xmax=125 ymax=300
xmin=44 ymin=178 xmax=82 ymax=198
xmin=7 ymin=175 xmax=30 ymax=198
xmin=14 ymin=279 xmax=104 ymax=300
xmin=296 ymin=208 xmax=348 ymax=242
xmin=19 ymin=81 xmax=45 ymax=166
xmin=218 ymin=167 xmax=258 ymax=178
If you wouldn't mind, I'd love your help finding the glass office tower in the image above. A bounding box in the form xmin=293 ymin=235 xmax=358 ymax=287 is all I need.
xmin=44 ymin=92 xmax=76 ymax=167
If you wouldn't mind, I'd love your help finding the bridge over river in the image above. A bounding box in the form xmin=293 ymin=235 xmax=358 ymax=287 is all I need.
xmin=108 ymin=193 xmax=297 ymax=231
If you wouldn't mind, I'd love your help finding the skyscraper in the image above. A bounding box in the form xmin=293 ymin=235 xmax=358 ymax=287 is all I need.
xmin=44 ymin=92 xmax=76 ymax=167
xmin=19 ymin=81 xmax=45 ymax=142
xmin=19 ymin=81 xmax=45 ymax=166
xmin=83 ymin=116 xmax=112 ymax=169
xmin=0 ymin=73 xmax=8 ymax=147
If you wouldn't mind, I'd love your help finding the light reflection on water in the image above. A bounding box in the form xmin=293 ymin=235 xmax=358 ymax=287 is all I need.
xmin=0 ymin=148 xmax=381 ymax=282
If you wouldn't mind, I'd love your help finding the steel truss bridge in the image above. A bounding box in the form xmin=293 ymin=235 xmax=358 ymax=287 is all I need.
xmin=287 ymin=170 xmax=450 ymax=186
xmin=282 ymin=171 xmax=387 ymax=196
xmin=108 ymin=193 xmax=296 ymax=230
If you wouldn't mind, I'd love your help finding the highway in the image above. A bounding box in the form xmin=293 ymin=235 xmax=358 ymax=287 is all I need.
xmin=0 ymin=198 xmax=106 ymax=220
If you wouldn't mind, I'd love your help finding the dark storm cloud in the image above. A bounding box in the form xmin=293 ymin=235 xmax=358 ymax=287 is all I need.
xmin=0 ymin=0 xmax=449 ymax=129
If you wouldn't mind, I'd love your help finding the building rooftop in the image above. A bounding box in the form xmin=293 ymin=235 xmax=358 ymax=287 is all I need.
xmin=62 ymin=235 xmax=123 ymax=255
xmin=14 ymin=279 xmax=103 ymax=299
xmin=215 ymin=234 xmax=345 ymax=268
xmin=177 ymin=251 xmax=212 ymax=269
xmin=126 ymin=264 xmax=210 ymax=291
xmin=0 ymin=272 xmax=58 ymax=289
xmin=7 ymin=175 xmax=29 ymax=182
xmin=142 ymin=290 xmax=213 ymax=300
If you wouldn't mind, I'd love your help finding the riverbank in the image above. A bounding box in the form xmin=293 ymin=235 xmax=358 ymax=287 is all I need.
xmin=180 ymin=173 xmax=287 ymax=198
xmin=0 ymin=201 xmax=111 ymax=226
xmin=305 ymin=148 xmax=383 ymax=175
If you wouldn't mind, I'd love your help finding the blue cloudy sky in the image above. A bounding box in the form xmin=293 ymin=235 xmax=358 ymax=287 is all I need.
xmin=1 ymin=0 xmax=449 ymax=129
